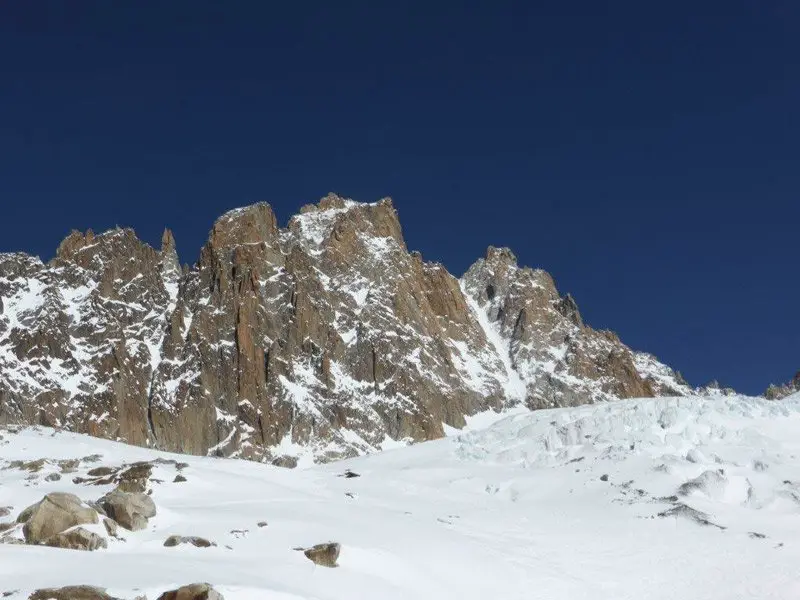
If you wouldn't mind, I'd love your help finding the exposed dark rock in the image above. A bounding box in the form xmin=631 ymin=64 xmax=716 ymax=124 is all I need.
xmin=43 ymin=526 xmax=108 ymax=551
xmin=58 ymin=459 xmax=80 ymax=474
xmin=658 ymin=503 xmax=726 ymax=529
xmin=303 ymin=542 xmax=341 ymax=567
xmin=765 ymin=371 xmax=800 ymax=400
xmin=28 ymin=586 xmax=120 ymax=600
xmin=75 ymin=462 xmax=153 ymax=493
xmin=87 ymin=466 xmax=117 ymax=477
xmin=6 ymin=459 xmax=47 ymax=473
xmin=164 ymin=535 xmax=216 ymax=548
xmin=155 ymin=583 xmax=223 ymax=600
xmin=115 ymin=463 xmax=153 ymax=493
xmin=677 ymin=469 xmax=726 ymax=497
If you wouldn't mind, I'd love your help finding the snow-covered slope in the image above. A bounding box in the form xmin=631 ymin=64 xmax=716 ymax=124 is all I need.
xmin=2 ymin=393 xmax=798 ymax=599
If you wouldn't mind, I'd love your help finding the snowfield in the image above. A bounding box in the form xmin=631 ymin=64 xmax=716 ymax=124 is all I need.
xmin=2 ymin=394 xmax=800 ymax=599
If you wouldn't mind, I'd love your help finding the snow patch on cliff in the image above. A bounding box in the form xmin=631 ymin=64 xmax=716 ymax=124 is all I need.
xmin=460 ymin=284 xmax=527 ymax=403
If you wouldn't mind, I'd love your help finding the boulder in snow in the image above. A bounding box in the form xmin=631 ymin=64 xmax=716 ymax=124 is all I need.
xmin=17 ymin=492 xmax=98 ymax=544
xmin=28 ymin=586 xmax=119 ymax=600
xmin=303 ymin=542 xmax=341 ymax=567
xmin=115 ymin=462 xmax=153 ymax=493
xmin=6 ymin=458 xmax=47 ymax=473
xmin=57 ymin=459 xmax=80 ymax=474
xmin=677 ymin=469 xmax=728 ymax=500
xmin=271 ymin=456 xmax=298 ymax=469
xmin=74 ymin=462 xmax=153 ymax=493
xmin=97 ymin=489 xmax=156 ymax=531
xmin=86 ymin=466 xmax=117 ymax=477
xmin=164 ymin=535 xmax=216 ymax=548
xmin=43 ymin=526 xmax=108 ymax=551
xmin=155 ymin=583 xmax=224 ymax=600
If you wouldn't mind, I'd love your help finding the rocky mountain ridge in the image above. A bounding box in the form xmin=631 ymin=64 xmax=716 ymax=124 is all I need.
xmin=2 ymin=194 xmax=698 ymax=464
xmin=764 ymin=372 xmax=800 ymax=400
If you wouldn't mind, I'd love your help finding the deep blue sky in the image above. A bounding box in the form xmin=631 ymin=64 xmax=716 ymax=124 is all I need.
xmin=1 ymin=1 xmax=797 ymax=394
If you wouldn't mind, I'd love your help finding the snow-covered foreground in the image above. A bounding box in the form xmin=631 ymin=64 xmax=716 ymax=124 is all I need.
xmin=2 ymin=394 xmax=800 ymax=599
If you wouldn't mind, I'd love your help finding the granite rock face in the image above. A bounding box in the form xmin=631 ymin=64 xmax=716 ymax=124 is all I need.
xmin=0 ymin=194 xmax=692 ymax=463
xmin=0 ymin=227 xmax=180 ymax=445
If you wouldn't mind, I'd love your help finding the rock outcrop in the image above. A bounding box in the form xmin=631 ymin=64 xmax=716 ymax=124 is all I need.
xmin=164 ymin=535 xmax=215 ymax=548
xmin=28 ymin=585 xmax=220 ymax=600
xmin=1 ymin=194 xmax=694 ymax=463
xmin=156 ymin=584 xmax=223 ymax=600
xmin=303 ymin=542 xmax=341 ymax=567
xmin=765 ymin=372 xmax=800 ymax=400
xmin=28 ymin=586 xmax=121 ymax=600
xmin=17 ymin=492 xmax=98 ymax=544
xmin=43 ymin=526 xmax=108 ymax=551
xmin=97 ymin=490 xmax=156 ymax=531
xmin=73 ymin=461 xmax=156 ymax=493
xmin=698 ymin=380 xmax=737 ymax=397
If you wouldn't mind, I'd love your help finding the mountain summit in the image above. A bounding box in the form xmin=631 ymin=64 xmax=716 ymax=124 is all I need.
xmin=1 ymin=194 xmax=692 ymax=464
